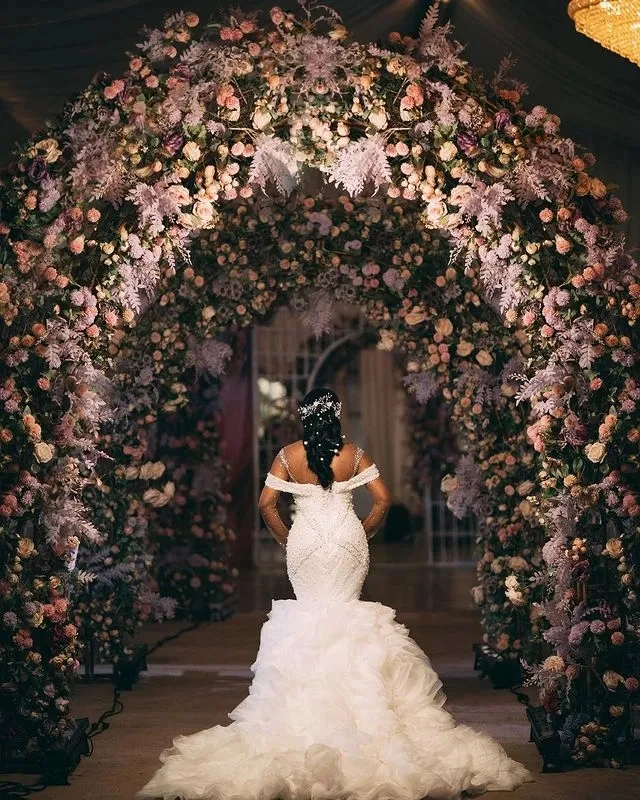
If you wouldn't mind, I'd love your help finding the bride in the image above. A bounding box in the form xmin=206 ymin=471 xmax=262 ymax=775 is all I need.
xmin=137 ymin=388 xmax=533 ymax=800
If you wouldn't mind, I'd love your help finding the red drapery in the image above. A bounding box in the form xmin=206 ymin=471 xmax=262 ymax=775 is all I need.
xmin=217 ymin=331 xmax=255 ymax=569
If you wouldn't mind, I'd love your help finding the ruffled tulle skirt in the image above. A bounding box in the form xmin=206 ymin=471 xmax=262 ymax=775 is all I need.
xmin=137 ymin=598 xmax=532 ymax=800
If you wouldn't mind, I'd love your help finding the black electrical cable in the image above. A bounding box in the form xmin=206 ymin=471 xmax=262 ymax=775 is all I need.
xmin=0 ymin=621 xmax=201 ymax=798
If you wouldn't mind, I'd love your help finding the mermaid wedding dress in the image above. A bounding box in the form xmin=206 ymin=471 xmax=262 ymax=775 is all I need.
xmin=137 ymin=450 xmax=532 ymax=800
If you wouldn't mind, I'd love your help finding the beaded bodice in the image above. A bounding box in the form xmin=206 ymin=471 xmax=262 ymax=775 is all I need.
xmin=264 ymin=450 xmax=380 ymax=603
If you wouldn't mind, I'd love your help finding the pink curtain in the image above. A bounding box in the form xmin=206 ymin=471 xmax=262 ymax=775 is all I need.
xmin=217 ymin=331 xmax=255 ymax=569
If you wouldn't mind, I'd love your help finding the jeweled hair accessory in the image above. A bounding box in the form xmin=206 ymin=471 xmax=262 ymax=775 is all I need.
xmin=299 ymin=395 xmax=342 ymax=420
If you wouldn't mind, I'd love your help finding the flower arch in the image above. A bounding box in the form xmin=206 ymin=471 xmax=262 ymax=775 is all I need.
xmin=1 ymin=1 xmax=639 ymax=767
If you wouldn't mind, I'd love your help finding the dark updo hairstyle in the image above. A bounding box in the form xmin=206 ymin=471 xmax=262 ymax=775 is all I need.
xmin=299 ymin=388 xmax=344 ymax=489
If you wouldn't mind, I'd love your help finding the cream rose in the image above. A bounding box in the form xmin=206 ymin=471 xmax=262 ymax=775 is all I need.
xmin=166 ymin=185 xmax=191 ymax=206
xmin=425 ymin=200 xmax=447 ymax=224
xmin=124 ymin=466 xmax=140 ymax=480
xmin=143 ymin=482 xmax=175 ymax=508
xmin=34 ymin=442 xmax=54 ymax=463
xmin=475 ymin=349 xmax=494 ymax=366
xmin=441 ymin=475 xmax=459 ymax=494
xmin=405 ymin=306 xmax=427 ymax=326
xmin=435 ymin=318 xmax=453 ymax=337
xmin=585 ymin=441 xmax=606 ymax=463
xmin=253 ymin=107 xmax=272 ymax=130
xmin=140 ymin=461 xmax=166 ymax=481
xmin=603 ymin=669 xmax=623 ymax=691
xmin=377 ymin=330 xmax=396 ymax=351
xmin=604 ymin=537 xmax=623 ymax=559
xmin=456 ymin=340 xmax=474 ymax=357
xmin=35 ymin=138 xmax=63 ymax=163
xmin=542 ymin=655 xmax=565 ymax=672
xmin=439 ymin=141 xmax=458 ymax=162
xmin=182 ymin=141 xmax=202 ymax=161
xmin=368 ymin=106 xmax=388 ymax=130
xmin=192 ymin=200 xmax=215 ymax=224
xmin=202 ymin=306 xmax=216 ymax=322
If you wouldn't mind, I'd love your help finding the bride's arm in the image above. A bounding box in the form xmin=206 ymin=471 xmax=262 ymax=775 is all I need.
xmin=258 ymin=456 xmax=290 ymax=549
xmin=358 ymin=454 xmax=392 ymax=540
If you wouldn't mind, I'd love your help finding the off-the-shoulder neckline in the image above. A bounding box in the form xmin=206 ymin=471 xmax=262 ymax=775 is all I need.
xmin=267 ymin=463 xmax=378 ymax=489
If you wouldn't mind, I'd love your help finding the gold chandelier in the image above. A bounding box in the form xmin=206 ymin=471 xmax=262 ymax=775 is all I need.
xmin=568 ymin=0 xmax=640 ymax=66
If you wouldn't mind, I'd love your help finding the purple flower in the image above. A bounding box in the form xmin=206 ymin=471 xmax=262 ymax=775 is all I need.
xmin=562 ymin=423 xmax=588 ymax=447
xmin=171 ymin=64 xmax=192 ymax=81
xmin=27 ymin=157 xmax=48 ymax=185
xmin=163 ymin=131 xmax=185 ymax=156
xmin=571 ymin=559 xmax=590 ymax=583
xmin=590 ymin=620 xmax=606 ymax=634
xmin=3 ymin=611 xmax=18 ymax=627
xmin=494 ymin=110 xmax=511 ymax=130
xmin=568 ymin=620 xmax=590 ymax=645
xmin=456 ymin=131 xmax=478 ymax=156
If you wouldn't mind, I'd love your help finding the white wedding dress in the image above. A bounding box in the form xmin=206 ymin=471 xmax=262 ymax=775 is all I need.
xmin=137 ymin=451 xmax=533 ymax=800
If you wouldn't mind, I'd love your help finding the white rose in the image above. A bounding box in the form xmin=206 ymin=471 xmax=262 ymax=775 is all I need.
xmin=439 ymin=141 xmax=458 ymax=162
xmin=182 ymin=141 xmax=202 ymax=161
xmin=202 ymin=306 xmax=215 ymax=322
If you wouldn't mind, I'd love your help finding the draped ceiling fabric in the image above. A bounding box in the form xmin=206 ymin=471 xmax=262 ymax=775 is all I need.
xmin=2 ymin=0 xmax=638 ymax=245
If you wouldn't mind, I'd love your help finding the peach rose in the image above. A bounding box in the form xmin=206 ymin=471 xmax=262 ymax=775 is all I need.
xmin=435 ymin=318 xmax=453 ymax=337
xmin=17 ymin=538 xmax=35 ymax=558
xmin=405 ymin=307 xmax=427 ymax=326
xmin=475 ymin=349 xmax=493 ymax=366
xmin=456 ymin=340 xmax=474 ymax=357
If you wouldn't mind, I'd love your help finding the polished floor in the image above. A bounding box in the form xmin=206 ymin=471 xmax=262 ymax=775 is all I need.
xmin=8 ymin=540 xmax=640 ymax=800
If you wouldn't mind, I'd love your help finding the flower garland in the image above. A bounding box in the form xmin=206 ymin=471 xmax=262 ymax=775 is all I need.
xmin=0 ymin=2 xmax=638 ymax=766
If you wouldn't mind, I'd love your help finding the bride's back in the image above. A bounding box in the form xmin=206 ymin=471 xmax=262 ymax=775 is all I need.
xmin=280 ymin=440 xmax=362 ymax=485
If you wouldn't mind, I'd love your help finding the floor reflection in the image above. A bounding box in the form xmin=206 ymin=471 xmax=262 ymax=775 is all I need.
xmin=235 ymin=540 xmax=477 ymax=613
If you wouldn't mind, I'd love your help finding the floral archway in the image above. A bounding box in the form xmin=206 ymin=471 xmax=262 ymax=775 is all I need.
xmin=1 ymin=1 xmax=638 ymax=768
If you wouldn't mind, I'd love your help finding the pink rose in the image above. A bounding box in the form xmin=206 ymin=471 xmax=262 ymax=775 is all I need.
xmin=555 ymin=234 xmax=572 ymax=254
xmin=68 ymin=235 xmax=85 ymax=255
xmin=104 ymin=80 xmax=125 ymax=100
